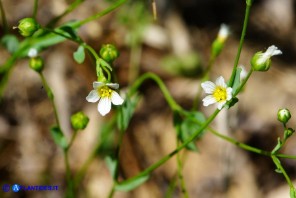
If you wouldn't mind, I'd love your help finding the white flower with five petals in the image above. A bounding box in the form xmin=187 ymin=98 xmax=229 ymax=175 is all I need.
xmin=201 ymin=76 xmax=232 ymax=110
xmin=86 ymin=82 xmax=124 ymax=116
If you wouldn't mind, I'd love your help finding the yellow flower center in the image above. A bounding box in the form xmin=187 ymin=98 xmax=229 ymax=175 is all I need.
xmin=98 ymin=86 xmax=112 ymax=98
xmin=213 ymin=86 xmax=227 ymax=102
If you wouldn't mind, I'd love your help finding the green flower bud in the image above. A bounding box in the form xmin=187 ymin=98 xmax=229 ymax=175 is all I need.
xmin=251 ymin=45 xmax=282 ymax=72
xmin=71 ymin=112 xmax=89 ymax=130
xmin=17 ymin=18 xmax=39 ymax=37
xmin=29 ymin=57 xmax=44 ymax=72
xmin=211 ymin=24 xmax=229 ymax=57
xmin=277 ymin=108 xmax=291 ymax=124
xmin=99 ymin=44 xmax=119 ymax=62
xmin=284 ymin=128 xmax=295 ymax=141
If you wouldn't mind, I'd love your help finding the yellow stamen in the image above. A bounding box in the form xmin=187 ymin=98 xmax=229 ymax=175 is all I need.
xmin=98 ymin=86 xmax=112 ymax=98
xmin=213 ymin=86 xmax=227 ymax=102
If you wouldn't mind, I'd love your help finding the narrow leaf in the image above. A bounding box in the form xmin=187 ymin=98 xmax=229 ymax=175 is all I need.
xmin=115 ymin=174 xmax=149 ymax=191
xmin=50 ymin=126 xmax=68 ymax=149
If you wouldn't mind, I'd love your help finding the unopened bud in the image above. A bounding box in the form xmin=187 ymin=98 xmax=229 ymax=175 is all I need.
xmin=99 ymin=44 xmax=119 ymax=63
xmin=29 ymin=57 xmax=44 ymax=72
xmin=284 ymin=128 xmax=295 ymax=141
xmin=251 ymin=45 xmax=282 ymax=72
xmin=71 ymin=112 xmax=89 ymax=130
xmin=277 ymin=108 xmax=291 ymax=124
xmin=17 ymin=18 xmax=39 ymax=37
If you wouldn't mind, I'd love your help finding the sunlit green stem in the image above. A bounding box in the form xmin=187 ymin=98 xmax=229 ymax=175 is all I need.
xmin=209 ymin=127 xmax=270 ymax=156
xmin=271 ymin=155 xmax=295 ymax=189
xmin=128 ymin=72 xmax=182 ymax=112
xmin=228 ymin=0 xmax=252 ymax=87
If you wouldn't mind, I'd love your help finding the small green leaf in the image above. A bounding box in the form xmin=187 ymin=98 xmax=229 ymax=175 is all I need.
xmin=58 ymin=25 xmax=78 ymax=40
xmin=117 ymin=95 xmax=140 ymax=131
xmin=225 ymin=97 xmax=239 ymax=109
xmin=73 ymin=45 xmax=85 ymax=64
xmin=1 ymin=34 xmax=19 ymax=53
xmin=173 ymin=111 xmax=206 ymax=152
xmin=115 ymin=174 xmax=149 ymax=191
xmin=232 ymin=67 xmax=242 ymax=94
xmin=50 ymin=126 xmax=68 ymax=149
xmin=105 ymin=156 xmax=118 ymax=179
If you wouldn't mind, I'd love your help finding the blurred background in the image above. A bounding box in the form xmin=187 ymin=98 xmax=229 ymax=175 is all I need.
xmin=1 ymin=0 xmax=296 ymax=197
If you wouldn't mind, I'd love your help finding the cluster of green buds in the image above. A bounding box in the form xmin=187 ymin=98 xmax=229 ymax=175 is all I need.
xmin=277 ymin=108 xmax=295 ymax=141
xmin=28 ymin=48 xmax=44 ymax=72
xmin=16 ymin=17 xmax=40 ymax=37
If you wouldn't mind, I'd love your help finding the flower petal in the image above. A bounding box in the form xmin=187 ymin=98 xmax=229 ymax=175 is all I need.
xmin=93 ymin=81 xmax=104 ymax=89
xmin=106 ymin=83 xmax=119 ymax=89
xmin=217 ymin=101 xmax=226 ymax=110
xmin=111 ymin=91 xmax=124 ymax=105
xmin=86 ymin=90 xmax=100 ymax=103
xmin=266 ymin=45 xmax=282 ymax=56
xmin=202 ymin=95 xmax=217 ymax=106
xmin=201 ymin=81 xmax=216 ymax=94
xmin=226 ymin=87 xmax=233 ymax=100
xmin=98 ymin=97 xmax=111 ymax=116
xmin=215 ymin=76 xmax=226 ymax=88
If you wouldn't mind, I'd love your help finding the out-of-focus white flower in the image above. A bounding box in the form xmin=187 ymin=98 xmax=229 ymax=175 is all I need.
xmin=201 ymin=76 xmax=232 ymax=110
xmin=217 ymin=24 xmax=230 ymax=43
xmin=28 ymin=48 xmax=38 ymax=58
xmin=239 ymin=65 xmax=247 ymax=81
xmin=86 ymin=82 xmax=124 ymax=116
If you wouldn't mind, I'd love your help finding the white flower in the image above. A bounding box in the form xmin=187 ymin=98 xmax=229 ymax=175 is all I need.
xmin=28 ymin=48 xmax=38 ymax=58
xmin=239 ymin=65 xmax=247 ymax=81
xmin=201 ymin=76 xmax=232 ymax=110
xmin=256 ymin=45 xmax=282 ymax=65
xmin=86 ymin=82 xmax=124 ymax=116
xmin=217 ymin=24 xmax=230 ymax=43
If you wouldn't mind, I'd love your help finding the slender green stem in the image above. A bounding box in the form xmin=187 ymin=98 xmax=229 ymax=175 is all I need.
xmin=209 ymin=126 xmax=296 ymax=160
xmin=108 ymin=184 xmax=116 ymax=198
xmin=66 ymin=130 xmax=78 ymax=151
xmin=74 ymin=116 xmax=117 ymax=187
xmin=33 ymin=0 xmax=39 ymax=19
xmin=46 ymin=0 xmax=84 ymax=27
xmin=233 ymin=69 xmax=253 ymax=97
xmin=39 ymin=72 xmax=61 ymax=127
xmin=228 ymin=0 xmax=252 ymax=87
xmin=72 ymin=0 xmax=127 ymax=29
xmin=128 ymin=72 xmax=182 ymax=112
xmin=209 ymin=127 xmax=270 ymax=156
xmin=164 ymin=173 xmax=178 ymax=198
xmin=271 ymin=155 xmax=294 ymax=189
xmin=176 ymin=140 xmax=189 ymax=198
xmin=0 ymin=0 xmax=7 ymax=33
xmin=116 ymin=109 xmax=220 ymax=186
xmin=64 ymin=150 xmax=74 ymax=198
